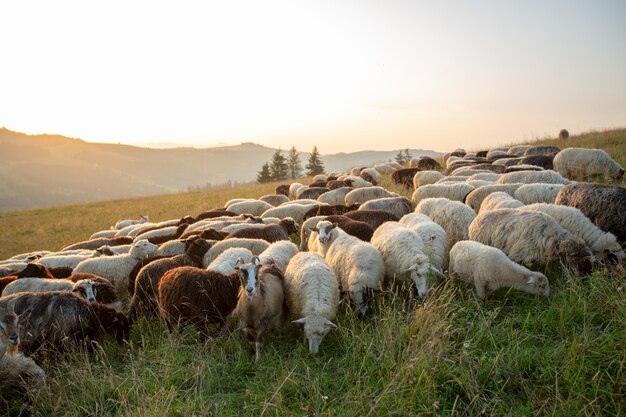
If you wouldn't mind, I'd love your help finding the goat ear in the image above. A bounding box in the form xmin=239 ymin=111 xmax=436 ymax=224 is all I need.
xmin=292 ymin=318 xmax=307 ymax=325
xmin=324 ymin=318 xmax=338 ymax=329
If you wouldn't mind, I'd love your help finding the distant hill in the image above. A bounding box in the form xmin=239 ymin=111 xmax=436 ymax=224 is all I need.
xmin=0 ymin=128 xmax=441 ymax=211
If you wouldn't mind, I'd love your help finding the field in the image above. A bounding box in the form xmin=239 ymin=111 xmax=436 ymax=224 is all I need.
xmin=1 ymin=130 xmax=625 ymax=416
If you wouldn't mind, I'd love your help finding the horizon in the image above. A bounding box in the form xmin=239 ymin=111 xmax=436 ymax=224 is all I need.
xmin=1 ymin=1 xmax=625 ymax=153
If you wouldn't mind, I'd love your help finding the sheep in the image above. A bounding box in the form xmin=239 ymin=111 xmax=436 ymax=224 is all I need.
xmin=467 ymin=172 xmax=502 ymax=182
xmin=466 ymin=180 xmax=494 ymax=188
xmin=559 ymin=129 xmax=569 ymax=139
xmin=303 ymin=203 xmax=360 ymax=220
xmin=202 ymin=238 xmax=270 ymax=267
xmin=496 ymin=170 xmax=570 ymax=185
xmin=327 ymin=179 xmax=352 ymax=190
xmin=556 ymin=182 xmax=626 ymax=244
xmin=519 ymin=203 xmax=624 ymax=264
xmin=313 ymin=174 xmax=328 ymax=182
xmin=156 ymin=235 xmax=216 ymax=257
xmin=341 ymin=175 xmax=373 ymax=188
xmin=415 ymin=156 xmax=441 ymax=171
xmin=399 ymin=213 xmax=449 ymax=271
xmin=323 ymin=215 xmax=375 ymax=242
xmin=524 ymin=146 xmax=560 ymax=156
xmin=227 ymin=200 xmax=275 ymax=217
xmin=221 ymin=223 xmax=267 ymax=234
xmin=61 ymin=236 xmax=133 ymax=251
xmin=73 ymin=239 xmax=159 ymax=298
xmin=114 ymin=215 xmax=150 ymax=230
xmin=479 ymin=192 xmax=524 ymax=213
xmin=284 ymin=252 xmax=339 ymax=355
xmin=133 ymin=224 xmax=188 ymax=245
xmin=258 ymin=241 xmax=299 ymax=273
xmin=358 ymin=196 xmax=413 ymax=219
xmin=374 ymin=164 xmax=395 ymax=175
xmin=300 ymin=216 xmax=328 ymax=250
xmin=261 ymin=203 xmax=320 ymax=225
xmin=371 ymin=222 xmax=443 ymax=298
xmin=158 ymin=265 xmax=244 ymax=337
xmin=11 ymin=263 xmax=54 ymax=279
xmin=360 ymin=167 xmax=383 ymax=182
xmin=275 ymin=184 xmax=290 ymax=196
xmin=513 ymin=184 xmax=564 ymax=204
xmin=289 ymin=183 xmax=305 ymax=200
xmin=68 ymin=273 xmax=122 ymax=310
xmin=436 ymin=176 xmax=469 ymax=183
xmin=207 ymin=248 xmax=254 ymax=274
xmin=184 ymin=214 xmax=261 ymax=233
xmin=344 ymin=209 xmax=399 ymax=230
xmin=507 ymin=145 xmax=534 ymax=157
xmin=225 ymin=198 xmax=254 ymax=207
xmin=195 ymin=209 xmax=238 ymax=221
xmin=35 ymin=247 xmax=115 ymax=270
xmin=311 ymin=221 xmax=384 ymax=316
xmin=415 ymin=198 xmax=476 ymax=250
xmin=503 ymin=164 xmax=544 ymax=173
xmin=128 ymin=237 xmax=211 ymax=319
xmin=344 ymin=187 xmax=396 ymax=206
xmin=449 ymin=241 xmax=550 ymax=299
xmin=492 ymin=157 xmax=522 ymax=167
xmin=0 ymin=307 xmax=22 ymax=360
xmin=316 ymin=187 xmax=352 ymax=205
xmin=468 ymin=208 xmax=593 ymax=275
xmin=413 ymin=171 xmax=445 ymax=189
xmin=180 ymin=228 xmax=229 ymax=241
xmin=232 ymin=261 xmax=284 ymax=364
xmin=465 ymin=183 xmax=525 ymax=213
xmin=226 ymin=217 xmax=299 ymax=242
xmin=411 ymin=183 xmax=474 ymax=206
xmin=519 ymin=155 xmax=554 ymax=170
xmin=259 ymin=194 xmax=290 ymax=207
xmin=298 ymin=187 xmax=330 ymax=200
xmin=280 ymin=199 xmax=320 ymax=206
xmin=0 ymin=291 xmax=131 ymax=354
xmin=486 ymin=150 xmax=508 ymax=160
xmin=2 ymin=278 xmax=97 ymax=302
xmin=392 ymin=168 xmax=421 ymax=189
xmin=553 ymin=148 xmax=625 ymax=181
xmin=89 ymin=229 xmax=119 ymax=239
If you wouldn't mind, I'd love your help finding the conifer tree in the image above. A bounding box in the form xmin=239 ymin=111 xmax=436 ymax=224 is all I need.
xmin=256 ymin=162 xmax=272 ymax=183
xmin=305 ymin=146 xmax=325 ymax=176
xmin=287 ymin=146 xmax=303 ymax=179
xmin=269 ymin=149 xmax=288 ymax=181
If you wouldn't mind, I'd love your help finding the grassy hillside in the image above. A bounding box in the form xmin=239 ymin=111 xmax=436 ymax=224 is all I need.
xmin=1 ymin=130 xmax=625 ymax=416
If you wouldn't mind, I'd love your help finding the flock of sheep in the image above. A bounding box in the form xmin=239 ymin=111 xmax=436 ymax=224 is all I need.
xmin=0 ymin=144 xmax=624 ymax=393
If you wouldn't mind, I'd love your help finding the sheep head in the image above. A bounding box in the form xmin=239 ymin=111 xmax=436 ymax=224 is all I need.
xmin=73 ymin=279 xmax=97 ymax=303
xmin=292 ymin=315 xmax=337 ymax=356
xmin=526 ymin=273 xmax=550 ymax=297
xmin=235 ymin=257 xmax=262 ymax=297
xmin=313 ymin=221 xmax=338 ymax=245
xmin=405 ymin=258 xmax=443 ymax=298
xmin=132 ymin=239 xmax=159 ymax=258
xmin=559 ymin=239 xmax=593 ymax=276
xmin=0 ymin=307 xmax=29 ymax=358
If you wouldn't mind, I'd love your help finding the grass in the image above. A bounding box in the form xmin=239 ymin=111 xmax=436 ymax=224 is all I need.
xmin=1 ymin=129 xmax=625 ymax=416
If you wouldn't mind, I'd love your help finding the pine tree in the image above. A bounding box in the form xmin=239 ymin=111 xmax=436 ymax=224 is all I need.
xmin=305 ymin=146 xmax=325 ymax=176
xmin=269 ymin=149 xmax=288 ymax=181
xmin=256 ymin=162 xmax=272 ymax=183
xmin=395 ymin=151 xmax=406 ymax=165
xmin=287 ymin=146 xmax=303 ymax=179
xmin=403 ymin=149 xmax=412 ymax=162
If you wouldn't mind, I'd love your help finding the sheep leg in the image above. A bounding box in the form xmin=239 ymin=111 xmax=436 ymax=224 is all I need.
xmin=474 ymin=281 xmax=486 ymax=299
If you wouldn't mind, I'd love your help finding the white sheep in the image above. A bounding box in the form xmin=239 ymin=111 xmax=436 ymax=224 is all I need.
xmin=358 ymin=196 xmax=414 ymax=218
xmin=449 ymin=241 xmax=550 ymax=299
xmin=519 ymin=203 xmax=624 ymax=263
xmin=492 ymin=157 xmax=522 ymax=166
xmin=311 ymin=220 xmax=384 ymax=316
xmin=513 ymin=184 xmax=565 ymax=204
xmin=411 ymin=183 xmax=475 ymax=206
xmin=466 ymin=180 xmax=494 ymax=188
xmin=36 ymin=248 xmax=111 ymax=269
xmin=221 ymin=223 xmax=267 ymax=234
xmin=89 ymin=229 xmax=118 ymax=239
xmin=467 ymin=172 xmax=502 ymax=182
xmin=399 ymin=213 xmax=448 ymax=271
xmin=132 ymin=225 xmax=181 ymax=242
xmin=413 ymin=171 xmax=445 ymax=190
xmin=280 ymin=199 xmax=320 ymax=206
xmin=227 ymin=200 xmax=274 ymax=217
xmin=258 ymin=241 xmax=299 ymax=273
xmin=261 ymin=203 xmax=319 ymax=225
xmin=114 ymin=215 xmax=150 ymax=230
xmin=259 ymin=194 xmax=290 ymax=207
xmin=371 ymin=222 xmax=442 ymax=298
xmin=479 ymin=192 xmax=524 ymax=213
xmin=317 ymin=187 xmax=352 ymax=205
xmin=289 ymin=183 xmax=305 ymax=200
xmin=313 ymin=174 xmax=328 ymax=183
xmin=206 ymin=247 xmax=254 ymax=274
xmin=344 ymin=187 xmax=397 ymax=205
xmin=450 ymin=167 xmax=494 ymax=177
xmin=465 ymin=183 xmax=524 ymax=213
xmin=553 ymin=147 xmax=625 ymax=180
xmin=284 ymin=252 xmax=339 ymax=356
xmin=507 ymin=145 xmax=534 ymax=157
xmin=496 ymin=170 xmax=570 ymax=185
xmin=468 ymin=208 xmax=593 ymax=275
xmin=225 ymin=198 xmax=254 ymax=207
xmin=374 ymin=164 xmax=395 ymax=175
xmin=202 ymin=238 xmax=271 ymax=267
xmin=73 ymin=239 xmax=159 ymax=297
xmin=415 ymin=198 xmax=476 ymax=250
xmin=360 ymin=167 xmax=383 ymax=182
xmin=2 ymin=278 xmax=96 ymax=302
xmin=300 ymin=216 xmax=328 ymax=251
xmin=342 ymin=175 xmax=373 ymax=188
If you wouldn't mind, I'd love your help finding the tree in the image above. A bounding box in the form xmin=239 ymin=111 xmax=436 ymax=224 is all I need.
xmin=269 ymin=149 xmax=288 ymax=181
xmin=256 ymin=162 xmax=272 ymax=183
xmin=403 ymin=149 xmax=412 ymax=162
xmin=395 ymin=151 xmax=406 ymax=165
xmin=287 ymin=146 xmax=303 ymax=179
xmin=395 ymin=148 xmax=413 ymax=165
xmin=306 ymin=146 xmax=325 ymax=176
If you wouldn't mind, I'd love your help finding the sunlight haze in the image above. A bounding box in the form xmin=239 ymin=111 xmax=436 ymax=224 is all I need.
xmin=1 ymin=0 xmax=625 ymax=152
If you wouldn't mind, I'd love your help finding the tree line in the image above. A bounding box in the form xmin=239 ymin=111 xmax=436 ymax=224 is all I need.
xmin=257 ymin=146 xmax=325 ymax=183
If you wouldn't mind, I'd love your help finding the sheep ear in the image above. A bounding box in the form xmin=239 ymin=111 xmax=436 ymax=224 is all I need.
xmin=405 ymin=264 xmax=418 ymax=272
xmin=324 ymin=318 xmax=338 ymax=329
xmin=292 ymin=318 xmax=307 ymax=325
xmin=527 ymin=276 xmax=537 ymax=284
xmin=253 ymin=256 xmax=261 ymax=267
xmin=234 ymin=257 xmax=243 ymax=269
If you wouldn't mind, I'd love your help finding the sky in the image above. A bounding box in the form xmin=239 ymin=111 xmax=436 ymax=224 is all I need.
xmin=1 ymin=0 xmax=625 ymax=153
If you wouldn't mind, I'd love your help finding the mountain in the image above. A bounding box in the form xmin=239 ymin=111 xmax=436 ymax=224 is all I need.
xmin=0 ymin=128 xmax=441 ymax=211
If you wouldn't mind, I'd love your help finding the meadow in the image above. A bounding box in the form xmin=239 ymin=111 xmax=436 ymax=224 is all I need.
xmin=1 ymin=130 xmax=625 ymax=416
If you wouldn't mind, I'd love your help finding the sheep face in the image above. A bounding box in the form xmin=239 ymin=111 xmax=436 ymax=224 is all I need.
xmin=559 ymin=239 xmax=593 ymax=276
xmin=236 ymin=257 xmax=261 ymax=297
xmin=313 ymin=221 xmax=337 ymax=245
xmin=406 ymin=263 xmax=434 ymax=298
xmin=292 ymin=315 xmax=337 ymax=356
xmin=611 ymin=168 xmax=625 ymax=180
xmin=0 ymin=311 xmax=20 ymax=357
xmin=133 ymin=239 xmax=159 ymax=257
xmin=73 ymin=280 xmax=97 ymax=303
xmin=527 ymin=273 xmax=550 ymax=297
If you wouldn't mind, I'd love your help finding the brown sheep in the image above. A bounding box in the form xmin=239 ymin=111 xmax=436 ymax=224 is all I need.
xmin=159 ymin=266 xmax=242 ymax=337
xmin=476 ymin=150 xmax=489 ymax=158
xmin=303 ymin=204 xmax=360 ymax=220
xmin=61 ymin=236 xmax=133 ymax=251
xmin=0 ymin=277 xmax=17 ymax=295
xmin=343 ymin=210 xmax=400 ymax=230
xmin=324 ymin=215 xmax=374 ymax=241
xmin=416 ymin=157 xmax=441 ymax=171
xmin=226 ymin=218 xmax=299 ymax=243
xmin=392 ymin=168 xmax=421 ymax=189
xmin=298 ymin=187 xmax=330 ymax=200
xmin=142 ymin=224 xmax=188 ymax=245
xmin=308 ymin=181 xmax=328 ymax=188
xmin=275 ymin=184 xmax=290 ymax=196
xmin=327 ymin=180 xmax=351 ymax=190
xmin=0 ymin=291 xmax=131 ymax=355
xmin=179 ymin=228 xmax=229 ymax=241
xmin=559 ymin=129 xmax=569 ymax=139
xmin=519 ymin=155 xmax=554 ymax=170
xmin=14 ymin=263 xmax=54 ymax=279
xmin=195 ymin=209 xmax=238 ymax=221
xmin=129 ymin=238 xmax=211 ymax=319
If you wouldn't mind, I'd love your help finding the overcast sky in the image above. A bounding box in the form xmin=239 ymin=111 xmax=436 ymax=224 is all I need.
xmin=1 ymin=0 xmax=625 ymax=152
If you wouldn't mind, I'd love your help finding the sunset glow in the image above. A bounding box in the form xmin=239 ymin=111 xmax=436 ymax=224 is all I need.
xmin=1 ymin=0 xmax=625 ymax=152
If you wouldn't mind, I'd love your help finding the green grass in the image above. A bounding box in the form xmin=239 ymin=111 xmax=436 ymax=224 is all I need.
xmin=1 ymin=129 xmax=625 ymax=416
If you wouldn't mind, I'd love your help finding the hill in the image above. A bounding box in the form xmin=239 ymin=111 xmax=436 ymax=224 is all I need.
xmin=0 ymin=128 xmax=441 ymax=212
